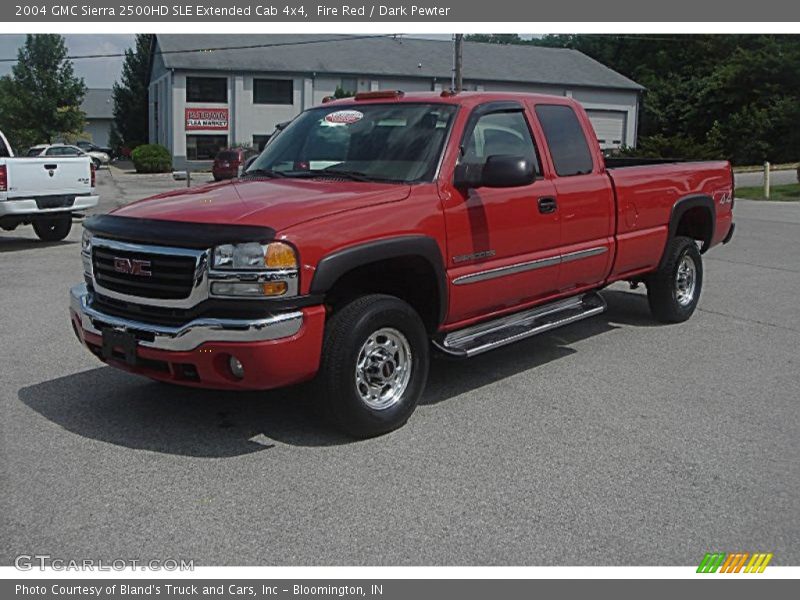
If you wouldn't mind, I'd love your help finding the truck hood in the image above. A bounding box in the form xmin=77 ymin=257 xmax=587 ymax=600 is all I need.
xmin=111 ymin=178 xmax=412 ymax=231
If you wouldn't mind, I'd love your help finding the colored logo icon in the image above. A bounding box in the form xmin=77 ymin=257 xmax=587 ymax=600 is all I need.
xmin=697 ymin=552 xmax=773 ymax=573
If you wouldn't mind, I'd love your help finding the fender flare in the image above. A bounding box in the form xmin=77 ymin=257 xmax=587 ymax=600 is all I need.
xmin=310 ymin=235 xmax=448 ymax=325
xmin=662 ymin=194 xmax=716 ymax=264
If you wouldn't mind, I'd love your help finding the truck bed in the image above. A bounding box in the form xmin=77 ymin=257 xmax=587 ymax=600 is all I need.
xmin=605 ymin=160 xmax=734 ymax=280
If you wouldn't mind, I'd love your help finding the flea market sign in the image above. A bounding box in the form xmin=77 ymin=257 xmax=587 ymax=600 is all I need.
xmin=185 ymin=108 xmax=229 ymax=131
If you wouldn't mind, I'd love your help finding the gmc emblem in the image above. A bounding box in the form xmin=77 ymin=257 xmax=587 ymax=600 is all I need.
xmin=113 ymin=257 xmax=152 ymax=277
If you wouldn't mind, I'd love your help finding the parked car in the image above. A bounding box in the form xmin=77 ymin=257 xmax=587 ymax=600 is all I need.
xmin=1 ymin=131 xmax=98 ymax=241
xmin=76 ymin=140 xmax=114 ymax=159
xmin=70 ymin=91 xmax=735 ymax=437
xmin=27 ymin=143 xmax=110 ymax=168
xmin=212 ymin=147 xmax=258 ymax=181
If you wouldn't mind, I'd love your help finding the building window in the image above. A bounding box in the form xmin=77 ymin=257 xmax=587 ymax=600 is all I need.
xmin=253 ymin=134 xmax=271 ymax=151
xmin=186 ymin=77 xmax=228 ymax=103
xmin=253 ymin=79 xmax=293 ymax=105
xmin=186 ymin=134 xmax=228 ymax=160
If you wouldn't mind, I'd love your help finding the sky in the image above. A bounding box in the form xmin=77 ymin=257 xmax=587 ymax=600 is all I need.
xmin=0 ymin=34 xmax=537 ymax=89
xmin=0 ymin=34 xmax=136 ymax=89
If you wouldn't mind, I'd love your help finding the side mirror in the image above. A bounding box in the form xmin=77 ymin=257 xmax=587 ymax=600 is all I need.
xmin=454 ymin=155 xmax=535 ymax=190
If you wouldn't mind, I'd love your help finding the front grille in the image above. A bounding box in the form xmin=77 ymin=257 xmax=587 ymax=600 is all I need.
xmin=92 ymin=245 xmax=198 ymax=300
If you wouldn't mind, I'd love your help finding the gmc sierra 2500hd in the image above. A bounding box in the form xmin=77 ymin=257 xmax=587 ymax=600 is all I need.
xmin=70 ymin=91 xmax=735 ymax=437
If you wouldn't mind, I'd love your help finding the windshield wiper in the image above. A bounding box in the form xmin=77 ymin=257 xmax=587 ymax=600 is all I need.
xmin=241 ymin=168 xmax=287 ymax=178
xmin=278 ymin=168 xmax=374 ymax=182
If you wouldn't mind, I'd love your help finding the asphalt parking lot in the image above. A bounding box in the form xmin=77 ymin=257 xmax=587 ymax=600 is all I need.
xmin=1 ymin=168 xmax=798 ymax=566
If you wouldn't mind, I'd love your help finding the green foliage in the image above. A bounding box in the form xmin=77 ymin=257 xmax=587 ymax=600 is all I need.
xmin=0 ymin=34 xmax=86 ymax=150
xmin=112 ymin=34 xmax=151 ymax=150
xmin=131 ymin=144 xmax=172 ymax=173
xmin=333 ymin=85 xmax=354 ymax=99
xmin=467 ymin=34 xmax=800 ymax=165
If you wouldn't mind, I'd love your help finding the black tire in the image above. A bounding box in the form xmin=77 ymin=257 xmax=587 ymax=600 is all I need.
xmin=646 ymin=236 xmax=703 ymax=323
xmin=32 ymin=215 xmax=72 ymax=242
xmin=317 ymin=294 xmax=430 ymax=438
xmin=92 ymin=158 xmax=101 ymax=169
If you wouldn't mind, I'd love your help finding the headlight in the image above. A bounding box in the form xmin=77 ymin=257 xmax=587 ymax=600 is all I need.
xmin=81 ymin=229 xmax=93 ymax=254
xmin=210 ymin=241 xmax=298 ymax=298
xmin=81 ymin=230 xmax=93 ymax=277
xmin=212 ymin=242 xmax=298 ymax=270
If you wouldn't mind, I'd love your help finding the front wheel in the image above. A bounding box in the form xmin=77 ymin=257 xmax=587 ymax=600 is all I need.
xmin=32 ymin=215 xmax=72 ymax=242
xmin=646 ymin=236 xmax=703 ymax=323
xmin=316 ymin=294 xmax=430 ymax=438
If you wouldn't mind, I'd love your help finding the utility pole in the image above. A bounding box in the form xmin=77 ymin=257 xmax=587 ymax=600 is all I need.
xmin=453 ymin=34 xmax=463 ymax=92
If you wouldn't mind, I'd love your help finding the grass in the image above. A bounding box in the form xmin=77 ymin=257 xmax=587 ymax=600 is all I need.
xmin=736 ymin=183 xmax=800 ymax=201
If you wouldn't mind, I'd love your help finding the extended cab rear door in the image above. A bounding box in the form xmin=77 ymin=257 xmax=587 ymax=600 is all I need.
xmin=528 ymin=101 xmax=615 ymax=293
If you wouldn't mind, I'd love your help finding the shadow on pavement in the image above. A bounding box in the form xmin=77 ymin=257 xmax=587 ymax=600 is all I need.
xmin=0 ymin=236 xmax=75 ymax=253
xmin=18 ymin=290 xmax=657 ymax=457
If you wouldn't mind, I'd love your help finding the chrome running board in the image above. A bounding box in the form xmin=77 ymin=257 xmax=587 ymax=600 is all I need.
xmin=433 ymin=292 xmax=606 ymax=358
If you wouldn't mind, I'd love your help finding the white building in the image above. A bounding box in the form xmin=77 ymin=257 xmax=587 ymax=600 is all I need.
xmin=148 ymin=35 xmax=642 ymax=168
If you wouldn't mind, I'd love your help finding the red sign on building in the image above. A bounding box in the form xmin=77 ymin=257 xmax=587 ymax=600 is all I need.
xmin=185 ymin=107 xmax=229 ymax=131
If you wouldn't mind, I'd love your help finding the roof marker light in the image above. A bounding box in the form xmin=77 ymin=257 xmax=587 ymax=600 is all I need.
xmin=354 ymin=90 xmax=405 ymax=100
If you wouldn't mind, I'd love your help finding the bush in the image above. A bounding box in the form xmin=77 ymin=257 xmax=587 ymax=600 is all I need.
xmin=130 ymin=144 xmax=172 ymax=173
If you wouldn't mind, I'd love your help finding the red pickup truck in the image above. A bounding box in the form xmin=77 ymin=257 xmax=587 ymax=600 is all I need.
xmin=70 ymin=91 xmax=734 ymax=437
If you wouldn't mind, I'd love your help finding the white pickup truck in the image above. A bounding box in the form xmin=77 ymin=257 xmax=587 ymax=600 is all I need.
xmin=1 ymin=130 xmax=99 ymax=241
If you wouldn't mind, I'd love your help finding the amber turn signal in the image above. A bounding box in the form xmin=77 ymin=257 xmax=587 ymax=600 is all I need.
xmin=262 ymin=281 xmax=288 ymax=296
xmin=265 ymin=242 xmax=297 ymax=269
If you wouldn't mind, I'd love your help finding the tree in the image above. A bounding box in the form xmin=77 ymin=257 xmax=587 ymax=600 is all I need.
xmin=333 ymin=85 xmax=354 ymax=98
xmin=465 ymin=34 xmax=527 ymax=45
xmin=0 ymin=34 xmax=86 ymax=150
xmin=111 ymin=34 xmax=151 ymax=151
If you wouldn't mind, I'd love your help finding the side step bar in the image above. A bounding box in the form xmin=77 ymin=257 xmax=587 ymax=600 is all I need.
xmin=433 ymin=292 xmax=607 ymax=358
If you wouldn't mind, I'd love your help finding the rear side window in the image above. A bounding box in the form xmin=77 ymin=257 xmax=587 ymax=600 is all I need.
xmin=535 ymin=105 xmax=594 ymax=177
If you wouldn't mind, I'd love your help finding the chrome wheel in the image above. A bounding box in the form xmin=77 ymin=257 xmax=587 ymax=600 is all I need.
xmin=355 ymin=327 xmax=412 ymax=410
xmin=675 ymin=254 xmax=697 ymax=307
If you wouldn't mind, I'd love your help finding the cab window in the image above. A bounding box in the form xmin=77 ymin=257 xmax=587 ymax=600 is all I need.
xmin=460 ymin=110 xmax=541 ymax=176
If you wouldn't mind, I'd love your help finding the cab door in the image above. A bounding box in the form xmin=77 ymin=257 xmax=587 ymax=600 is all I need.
xmin=441 ymin=101 xmax=561 ymax=325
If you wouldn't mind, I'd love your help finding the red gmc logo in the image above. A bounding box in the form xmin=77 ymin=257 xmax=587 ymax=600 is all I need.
xmin=113 ymin=257 xmax=152 ymax=277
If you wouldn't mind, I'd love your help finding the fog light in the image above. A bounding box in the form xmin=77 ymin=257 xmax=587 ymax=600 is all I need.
xmin=228 ymin=356 xmax=245 ymax=379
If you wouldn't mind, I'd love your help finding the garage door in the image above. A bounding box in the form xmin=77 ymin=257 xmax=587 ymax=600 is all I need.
xmin=586 ymin=110 xmax=627 ymax=150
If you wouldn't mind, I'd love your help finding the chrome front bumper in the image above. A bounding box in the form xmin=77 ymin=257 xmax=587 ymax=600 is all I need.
xmin=70 ymin=283 xmax=303 ymax=352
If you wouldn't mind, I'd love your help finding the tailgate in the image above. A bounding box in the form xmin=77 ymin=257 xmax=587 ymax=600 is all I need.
xmin=5 ymin=157 xmax=93 ymax=199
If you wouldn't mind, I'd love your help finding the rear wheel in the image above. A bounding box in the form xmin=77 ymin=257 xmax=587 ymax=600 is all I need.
xmin=32 ymin=215 xmax=72 ymax=242
xmin=316 ymin=294 xmax=429 ymax=438
xmin=646 ymin=236 xmax=703 ymax=323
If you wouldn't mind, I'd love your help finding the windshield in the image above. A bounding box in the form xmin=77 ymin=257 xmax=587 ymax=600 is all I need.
xmin=246 ymin=103 xmax=457 ymax=183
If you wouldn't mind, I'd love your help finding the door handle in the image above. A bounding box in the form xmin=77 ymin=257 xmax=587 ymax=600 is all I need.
xmin=538 ymin=196 xmax=557 ymax=214
xmin=44 ymin=164 xmax=58 ymax=170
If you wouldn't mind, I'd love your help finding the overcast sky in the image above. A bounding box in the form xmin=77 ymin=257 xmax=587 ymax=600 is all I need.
xmin=0 ymin=34 xmax=537 ymax=89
